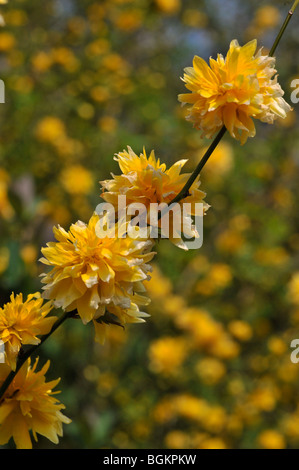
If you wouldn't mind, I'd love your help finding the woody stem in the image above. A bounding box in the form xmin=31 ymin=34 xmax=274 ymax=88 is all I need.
xmin=0 ymin=310 xmax=73 ymax=401
xmin=269 ymin=1 xmax=298 ymax=57
xmin=169 ymin=0 xmax=297 ymax=207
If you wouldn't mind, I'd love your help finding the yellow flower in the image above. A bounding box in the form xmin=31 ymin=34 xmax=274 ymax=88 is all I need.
xmin=51 ymin=47 xmax=79 ymax=72
xmin=0 ymin=32 xmax=15 ymax=51
xmin=60 ymin=165 xmax=94 ymax=195
xmin=195 ymin=357 xmax=226 ymax=385
xmin=176 ymin=308 xmax=223 ymax=348
xmin=248 ymin=382 xmax=279 ymax=412
xmin=179 ymin=39 xmax=292 ymax=144
xmin=200 ymin=437 xmax=227 ymax=450
xmin=255 ymin=6 xmax=281 ymax=29
xmin=228 ymin=320 xmax=252 ymax=342
xmin=35 ymin=116 xmax=66 ymax=143
xmin=258 ymin=430 xmax=286 ymax=449
xmin=0 ymin=358 xmax=71 ymax=449
xmin=40 ymin=213 xmax=155 ymax=337
xmin=267 ymin=336 xmax=287 ymax=356
xmin=31 ymin=51 xmax=53 ymax=72
xmin=165 ymin=430 xmax=190 ymax=449
xmin=0 ymin=293 xmax=56 ymax=370
xmin=0 ymin=247 xmax=9 ymax=275
xmin=100 ymin=146 xmax=208 ymax=250
xmin=0 ymin=168 xmax=14 ymax=220
xmin=155 ymin=0 xmax=181 ymax=15
xmin=254 ymin=246 xmax=289 ymax=266
xmin=20 ymin=244 xmax=38 ymax=265
xmin=174 ymin=394 xmax=209 ymax=422
xmin=114 ymin=10 xmax=143 ymax=32
xmin=288 ymin=272 xmax=299 ymax=305
xmin=148 ymin=336 xmax=188 ymax=375
xmin=4 ymin=9 xmax=27 ymax=26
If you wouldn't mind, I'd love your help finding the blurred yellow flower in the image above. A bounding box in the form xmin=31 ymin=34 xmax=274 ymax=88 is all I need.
xmin=182 ymin=9 xmax=207 ymax=28
xmin=0 ymin=31 xmax=15 ymax=50
xmin=199 ymin=141 xmax=234 ymax=178
xmin=165 ymin=430 xmax=190 ymax=449
xmin=208 ymin=263 xmax=233 ymax=288
xmin=85 ymin=38 xmax=110 ymax=57
xmin=113 ymin=10 xmax=143 ymax=32
xmin=51 ymin=47 xmax=79 ymax=72
xmin=216 ymin=228 xmax=245 ymax=254
xmin=40 ymin=213 xmax=155 ymax=336
xmin=0 ymin=168 xmax=14 ymax=220
xmin=196 ymin=357 xmax=226 ymax=385
xmin=155 ymin=0 xmax=180 ymax=14
xmin=174 ymin=394 xmax=209 ymax=422
xmin=254 ymin=247 xmax=289 ymax=266
xmin=20 ymin=244 xmax=38 ymax=265
xmin=258 ymin=430 xmax=286 ymax=449
xmin=35 ymin=116 xmax=66 ymax=143
xmin=146 ymin=265 xmax=172 ymax=300
xmin=288 ymin=272 xmax=299 ymax=305
xmin=77 ymin=102 xmax=95 ymax=120
xmin=200 ymin=437 xmax=227 ymax=449
xmin=31 ymin=51 xmax=53 ymax=72
xmin=283 ymin=413 xmax=299 ymax=440
xmin=267 ymin=336 xmax=287 ymax=356
xmin=179 ymin=39 xmax=292 ymax=144
xmin=4 ymin=9 xmax=27 ymax=26
xmin=10 ymin=75 xmax=33 ymax=94
xmin=277 ymin=361 xmax=299 ymax=383
xmin=60 ymin=165 xmax=94 ymax=195
xmin=0 ymin=293 xmax=56 ymax=370
xmin=176 ymin=308 xmax=223 ymax=349
xmin=249 ymin=385 xmax=278 ymax=412
xmin=255 ymin=6 xmax=281 ymax=29
xmin=100 ymin=146 xmax=208 ymax=249
xmin=0 ymin=247 xmax=9 ymax=275
xmin=228 ymin=320 xmax=252 ymax=342
xmin=203 ymin=407 xmax=227 ymax=433
xmin=0 ymin=359 xmax=71 ymax=449
xmin=209 ymin=335 xmax=240 ymax=360
xmin=148 ymin=336 xmax=188 ymax=375
xmin=98 ymin=115 xmax=118 ymax=133
xmin=162 ymin=295 xmax=186 ymax=317
xmin=90 ymin=85 xmax=110 ymax=103
xmin=54 ymin=137 xmax=84 ymax=158
xmin=196 ymin=263 xmax=232 ymax=295
xmin=153 ymin=397 xmax=176 ymax=424
xmin=272 ymin=185 xmax=293 ymax=209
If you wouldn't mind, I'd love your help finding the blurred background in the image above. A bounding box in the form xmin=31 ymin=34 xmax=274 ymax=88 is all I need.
xmin=1 ymin=0 xmax=299 ymax=449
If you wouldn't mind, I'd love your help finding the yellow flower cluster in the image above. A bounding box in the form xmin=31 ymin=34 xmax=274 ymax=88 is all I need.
xmin=0 ymin=359 xmax=71 ymax=449
xmin=100 ymin=146 xmax=208 ymax=249
xmin=0 ymin=293 xmax=69 ymax=448
xmin=0 ymin=293 xmax=56 ymax=370
xmin=179 ymin=39 xmax=292 ymax=144
xmin=40 ymin=213 xmax=155 ymax=342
